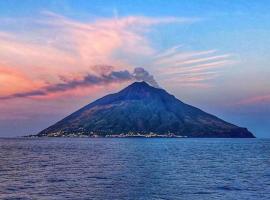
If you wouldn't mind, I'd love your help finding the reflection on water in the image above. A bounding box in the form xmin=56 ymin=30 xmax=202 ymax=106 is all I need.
xmin=0 ymin=138 xmax=270 ymax=199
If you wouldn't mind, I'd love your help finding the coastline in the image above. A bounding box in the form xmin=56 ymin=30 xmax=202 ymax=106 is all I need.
xmin=26 ymin=133 xmax=187 ymax=138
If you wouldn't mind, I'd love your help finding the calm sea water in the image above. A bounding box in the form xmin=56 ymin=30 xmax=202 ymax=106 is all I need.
xmin=0 ymin=138 xmax=269 ymax=200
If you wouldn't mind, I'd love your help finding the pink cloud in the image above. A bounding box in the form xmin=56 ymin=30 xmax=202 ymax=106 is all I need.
xmin=237 ymin=94 xmax=270 ymax=105
xmin=0 ymin=65 xmax=45 ymax=96
xmin=0 ymin=12 xmax=194 ymax=99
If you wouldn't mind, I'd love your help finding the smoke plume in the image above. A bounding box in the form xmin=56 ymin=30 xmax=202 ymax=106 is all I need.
xmin=0 ymin=67 xmax=159 ymax=99
xmin=132 ymin=67 xmax=159 ymax=88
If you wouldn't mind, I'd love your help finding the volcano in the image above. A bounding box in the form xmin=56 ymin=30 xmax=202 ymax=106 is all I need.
xmin=38 ymin=81 xmax=254 ymax=138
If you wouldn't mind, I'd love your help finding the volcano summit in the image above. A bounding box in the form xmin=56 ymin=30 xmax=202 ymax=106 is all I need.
xmin=38 ymin=82 xmax=254 ymax=138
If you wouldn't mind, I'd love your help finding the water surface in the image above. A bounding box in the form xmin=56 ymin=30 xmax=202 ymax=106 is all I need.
xmin=0 ymin=138 xmax=269 ymax=199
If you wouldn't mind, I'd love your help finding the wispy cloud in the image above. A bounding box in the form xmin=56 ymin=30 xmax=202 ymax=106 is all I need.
xmin=154 ymin=44 xmax=183 ymax=59
xmin=173 ymin=54 xmax=231 ymax=66
xmin=154 ymin=49 xmax=217 ymax=66
xmin=154 ymin=47 xmax=234 ymax=87
xmin=0 ymin=12 xmax=196 ymax=99
xmin=0 ymin=69 xmax=130 ymax=100
xmin=0 ymin=65 xmax=44 ymax=96
xmin=167 ymin=60 xmax=234 ymax=75
xmin=236 ymin=94 xmax=270 ymax=105
xmin=0 ymin=67 xmax=159 ymax=100
xmin=0 ymin=11 xmax=232 ymax=98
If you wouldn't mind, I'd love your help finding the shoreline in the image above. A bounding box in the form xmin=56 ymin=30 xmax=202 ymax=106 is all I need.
xmin=26 ymin=133 xmax=187 ymax=138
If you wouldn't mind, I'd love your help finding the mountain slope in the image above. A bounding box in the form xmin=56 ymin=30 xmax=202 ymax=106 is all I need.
xmin=38 ymin=81 xmax=255 ymax=138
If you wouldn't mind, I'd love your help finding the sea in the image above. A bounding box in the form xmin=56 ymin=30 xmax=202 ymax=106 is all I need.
xmin=0 ymin=138 xmax=269 ymax=200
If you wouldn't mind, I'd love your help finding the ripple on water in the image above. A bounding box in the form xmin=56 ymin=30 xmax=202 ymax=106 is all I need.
xmin=0 ymin=138 xmax=270 ymax=200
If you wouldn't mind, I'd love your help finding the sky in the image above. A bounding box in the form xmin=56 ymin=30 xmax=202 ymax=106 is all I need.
xmin=0 ymin=0 xmax=269 ymax=138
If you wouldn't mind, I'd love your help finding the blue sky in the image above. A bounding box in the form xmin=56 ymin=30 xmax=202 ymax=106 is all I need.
xmin=0 ymin=0 xmax=269 ymax=137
